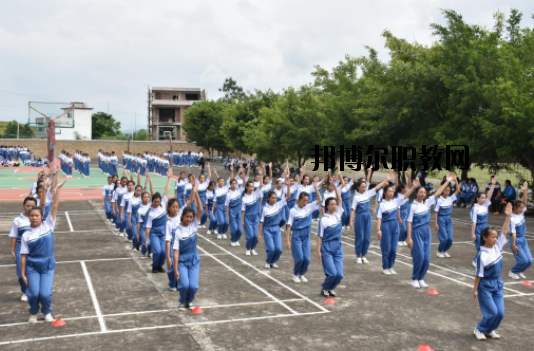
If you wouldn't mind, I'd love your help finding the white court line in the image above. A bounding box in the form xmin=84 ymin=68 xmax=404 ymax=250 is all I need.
xmin=64 ymin=212 xmax=74 ymax=232
xmin=197 ymin=245 xmax=298 ymax=315
xmin=80 ymin=261 xmax=107 ymax=332
xmin=504 ymin=293 xmax=534 ymax=298
xmin=0 ymin=311 xmax=328 ymax=346
xmin=504 ymin=281 xmax=534 ymax=285
xmin=199 ymin=234 xmax=330 ymax=313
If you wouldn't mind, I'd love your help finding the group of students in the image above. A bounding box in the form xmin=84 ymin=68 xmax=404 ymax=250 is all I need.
xmin=73 ymin=150 xmax=91 ymax=178
xmin=166 ymin=151 xmax=203 ymax=168
xmin=6 ymin=160 xmax=532 ymax=341
xmin=0 ymin=145 xmax=33 ymax=166
xmin=58 ymin=151 xmax=75 ymax=178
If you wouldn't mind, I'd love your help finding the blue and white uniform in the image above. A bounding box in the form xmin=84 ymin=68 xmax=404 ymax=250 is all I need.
xmin=172 ymin=214 xmax=201 ymax=305
xmin=102 ymin=184 xmax=114 ymax=220
xmin=184 ymin=182 xmax=197 ymax=213
xmin=397 ymin=193 xmax=410 ymax=243
xmin=120 ymin=191 xmax=135 ymax=239
xmin=206 ymin=190 xmax=217 ymax=233
xmin=471 ymin=199 xmax=491 ymax=251
xmin=146 ymin=196 xmax=169 ymax=268
xmin=261 ymin=181 xmax=273 ymax=207
xmin=226 ymin=188 xmax=243 ymax=243
xmin=407 ymin=197 xmax=436 ymax=281
xmin=351 ymin=186 xmax=377 ymax=257
xmin=339 ymin=180 xmax=353 ymax=227
xmin=260 ymin=198 xmax=287 ymax=265
xmin=137 ymin=203 xmax=151 ymax=255
xmin=510 ymin=207 xmax=532 ymax=274
xmin=377 ymin=198 xmax=401 ymax=270
xmin=9 ymin=213 xmax=30 ymax=295
xmin=197 ymin=181 xmax=209 ymax=226
xmin=288 ymin=201 xmax=320 ymax=276
xmin=127 ymin=194 xmax=142 ymax=249
xmin=165 ymin=213 xmax=182 ymax=290
xmin=474 ymin=232 xmax=507 ymax=334
xmin=318 ymin=206 xmax=344 ymax=291
xmin=435 ymin=194 xmax=457 ymax=253
xmin=214 ymin=185 xmax=229 ymax=235
xmin=113 ymin=185 xmax=128 ymax=231
xmin=35 ymin=191 xmax=53 ymax=220
xmin=242 ymin=188 xmax=262 ymax=251
xmin=20 ymin=217 xmax=57 ymax=316
xmin=175 ymin=179 xmax=187 ymax=207
xmin=273 ymin=186 xmax=288 ymax=227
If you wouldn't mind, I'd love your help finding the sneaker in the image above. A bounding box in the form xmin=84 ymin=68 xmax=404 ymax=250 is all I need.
xmin=362 ymin=257 xmax=369 ymax=264
xmin=382 ymin=269 xmax=391 ymax=276
xmin=152 ymin=267 xmax=159 ymax=273
xmin=148 ymin=253 xmax=153 ymax=258
xmin=519 ymin=273 xmax=526 ymax=279
xmin=157 ymin=267 xmax=165 ymax=273
xmin=271 ymin=263 xmax=279 ymax=269
xmin=231 ymin=242 xmax=236 ymax=247
xmin=320 ymin=289 xmax=329 ymax=297
xmin=222 ymin=234 xmax=228 ymax=239
xmin=170 ymin=287 xmax=177 ymax=291
xmin=411 ymin=280 xmax=421 ymax=289
xmin=119 ymin=233 xmax=125 ymax=237
xmin=485 ymin=330 xmax=500 ymax=340
xmin=235 ymin=242 xmax=240 ymax=246
xmin=389 ymin=269 xmax=397 ymax=275
xmin=328 ymin=290 xmax=337 ymax=297
xmin=474 ymin=328 xmax=487 ymax=341
xmin=44 ymin=314 xmax=55 ymax=323
xmin=217 ymin=234 xmax=223 ymax=240
xmin=28 ymin=315 xmax=38 ymax=324
xmin=207 ymin=230 xmax=212 ymax=235
xmin=444 ymin=252 xmax=451 ymax=258
xmin=214 ymin=230 xmax=219 ymax=235
xmin=251 ymin=250 xmax=258 ymax=256
xmin=292 ymin=275 xmax=301 ymax=283
xmin=187 ymin=304 xmax=195 ymax=310
xmin=299 ymin=275 xmax=308 ymax=283
xmin=264 ymin=263 xmax=270 ymax=269
xmin=418 ymin=280 xmax=428 ymax=288
xmin=467 ymin=204 xmax=472 ymax=209
xmin=437 ymin=252 xmax=445 ymax=258
xmin=246 ymin=250 xmax=251 ymax=256
xmin=356 ymin=258 xmax=363 ymax=264
xmin=21 ymin=293 xmax=28 ymax=302
xmin=508 ymin=271 xmax=520 ymax=280
xmin=178 ymin=303 xmax=187 ymax=310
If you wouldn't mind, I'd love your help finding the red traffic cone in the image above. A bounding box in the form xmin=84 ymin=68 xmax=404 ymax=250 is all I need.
xmin=523 ymin=281 xmax=533 ymax=287
xmin=324 ymin=297 xmax=336 ymax=304
xmin=427 ymin=289 xmax=439 ymax=295
xmin=191 ymin=307 xmax=204 ymax=314
xmin=417 ymin=345 xmax=434 ymax=351
xmin=51 ymin=318 xmax=66 ymax=327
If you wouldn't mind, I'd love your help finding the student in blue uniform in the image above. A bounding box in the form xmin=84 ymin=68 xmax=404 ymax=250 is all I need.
xmin=241 ymin=170 xmax=264 ymax=256
xmin=338 ymin=172 xmax=354 ymax=230
xmin=471 ymin=177 xmax=497 ymax=251
xmin=128 ymin=172 xmax=149 ymax=251
xmin=197 ymin=164 xmax=211 ymax=228
xmin=317 ymin=182 xmax=343 ymax=297
xmin=434 ymin=175 xmax=461 ymax=258
xmin=395 ymin=173 xmax=412 ymax=246
xmin=349 ymin=169 xmax=393 ymax=264
xmin=173 ymin=187 xmax=203 ymax=310
xmin=102 ymin=176 xmax=114 ymax=221
xmin=407 ymin=174 xmax=454 ymax=289
xmin=120 ymin=172 xmax=142 ymax=240
xmin=226 ymin=177 xmax=244 ymax=246
xmin=145 ymin=169 xmax=173 ymax=273
xmin=287 ymin=179 xmax=322 ymax=283
xmin=261 ymin=162 xmax=273 ymax=207
xmin=213 ymin=168 xmax=229 ymax=240
xmin=113 ymin=170 xmax=129 ymax=233
xmin=9 ymin=196 xmax=39 ymax=302
xmin=473 ymin=203 xmax=512 ymax=341
xmin=110 ymin=179 xmax=120 ymax=227
xmin=258 ymin=176 xmax=291 ymax=269
xmin=508 ymin=181 xmax=532 ymax=280
xmin=206 ymin=181 xmax=217 ymax=235
xmin=20 ymin=177 xmax=66 ymax=323
xmin=376 ymin=178 xmax=416 ymax=276
xmin=136 ymin=176 xmax=155 ymax=258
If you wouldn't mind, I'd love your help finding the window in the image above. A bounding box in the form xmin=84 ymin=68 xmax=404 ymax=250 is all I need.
xmin=68 ymin=111 xmax=73 ymax=118
xmin=158 ymin=126 xmax=176 ymax=140
xmin=159 ymin=109 xmax=175 ymax=122
xmin=173 ymin=95 xmax=178 ymax=101
xmin=186 ymin=93 xmax=200 ymax=101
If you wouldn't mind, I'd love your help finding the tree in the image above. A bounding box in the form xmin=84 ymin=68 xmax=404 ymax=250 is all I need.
xmin=183 ymin=101 xmax=232 ymax=156
xmin=219 ymin=77 xmax=247 ymax=103
xmin=92 ymin=112 xmax=121 ymax=139
xmin=2 ymin=120 xmax=35 ymax=138
xmin=133 ymin=129 xmax=148 ymax=141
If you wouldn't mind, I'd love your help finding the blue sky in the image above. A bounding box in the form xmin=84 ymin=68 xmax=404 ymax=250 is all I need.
xmin=1 ymin=0 xmax=533 ymax=132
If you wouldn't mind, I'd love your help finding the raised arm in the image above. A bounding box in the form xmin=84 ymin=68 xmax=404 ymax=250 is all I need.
xmin=207 ymin=162 xmax=212 ymax=180
xmin=164 ymin=168 xmax=173 ymax=198
xmin=285 ymin=176 xmax=291 ymax=202
xmin=433 ymin=173 xmax=454 ymax=199
xmin=194 ymin=186 xmax=202 ymax=221
xmin=313 ymin=180 xmax=323 ymax=205
xmin=50 ymin=181 xmax=66 ymax=221
xmin=501 ymin=203 xmax=512 ymax=236
xmin=268 ymin=162 xmax=273 ymax=180
xmin=403 ymin=178 xmax=420 ymax=200
xmin=147 ymin=172 xmax=154 ymax=196
xmin=521 ymin=181 xmax=528 ymax=207
xmin=486 ymin=176 xmax=497 ymax=199
xmin=374 ymin=172 xmax=393 ymax=191
xmin=454 ymin=175 xmax=461 ymax=197
xmin=137 ymin=169 xmax=141 ymax=187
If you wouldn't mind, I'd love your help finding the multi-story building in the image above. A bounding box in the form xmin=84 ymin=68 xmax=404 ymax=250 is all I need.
xmin=148 ymin=87 xmax=206 ymax=140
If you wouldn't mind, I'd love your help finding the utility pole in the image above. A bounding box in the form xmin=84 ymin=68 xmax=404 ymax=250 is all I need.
xmin=147 ymin=86 xmax=152 ymax=140
xmin=134 ymin=112 xmax=137 ymax=140
xmin=17 ymin=121 xmax=19 ymax=139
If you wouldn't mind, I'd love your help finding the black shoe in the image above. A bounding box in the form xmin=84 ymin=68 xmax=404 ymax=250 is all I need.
xmin=328 ymin=290 xmax=337 ymax=297
xmin=184 ymin=302 xmax=190 ymax=309
xmin=157 ymin=267 xmax=165 ymax=273
xmin=320 ymin=289 xmax=329 ymax=297
xmin=152 ymin=267 xmax=159 ymax=273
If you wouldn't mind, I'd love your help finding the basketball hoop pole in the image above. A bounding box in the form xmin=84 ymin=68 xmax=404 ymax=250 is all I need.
xmin=168 ymin=133 xmax=174 ymax=166
xmin=47 ymin=121 xmax=56 ymax=164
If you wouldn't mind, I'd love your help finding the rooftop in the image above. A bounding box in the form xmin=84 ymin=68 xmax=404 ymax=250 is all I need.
xmin=151 ymin=87 xmax=203 ymax=92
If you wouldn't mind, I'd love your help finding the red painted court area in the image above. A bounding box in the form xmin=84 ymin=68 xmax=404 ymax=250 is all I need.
xmin=0 ymin=187 xmax=102 ymax=202
xmin=3 ymin=166 xmax=47 ymax=173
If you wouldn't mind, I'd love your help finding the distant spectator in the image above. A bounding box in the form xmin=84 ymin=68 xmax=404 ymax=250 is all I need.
xmin=485 ymin=177 xmax=501 ymax=212
xmin=493 ymin=179 xmax=516 ymax=214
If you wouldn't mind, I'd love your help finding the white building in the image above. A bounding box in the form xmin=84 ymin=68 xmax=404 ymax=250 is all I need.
xmin=35 ymin=102 xmax=93 ymax=140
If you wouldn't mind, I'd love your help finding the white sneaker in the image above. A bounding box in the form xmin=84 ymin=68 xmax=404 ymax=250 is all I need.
xmin=474 ymin=328 xmax=487 ymax=341
xmin=485 ymin=330 xmax=500 ymax=340
xmin=444 ymin=252 xmax=451 ymax=258
xmin=271 ymin=263 xmax=279 ymax=269
xmin=231 ymin=242 xmax=236 ymax=247
xmin=509 ymin=271 xmax=520 ymax=280
xmin=437 ymin=252 xmax=445 ymax=258
xmin=411 ymin=280 xmax=421 ymax=289
xmin=246 ymin=250 xmax=251 ymax=256
xmin=214 ymin=230 xmax=219 ymax=235
xmin=170 ymin=287 xmax=177 ymax=291
xmin=362 ymin=257 xmax=369 ymax=264
xmin=389 ymin=269 xmax=397 ymax=275
xmin=356 ymin=258 xmax=363 ymax=264
xmin=251 ymin=250 xmax=258 ymax=256
xmin=292 ymin=275 xmax=301 ymax=283
xmin=519 ymin=272 xmax=526 ymax=279
xmin=382 ymin=269 xmax=391 ymax=276
xmin=21 ymin=293 xmax=28 ymax=302
xmin=28 ymin=315 xmax=38 ymax=324
xmin=299 ymin=275 xmax=308 ymax=283
xmin=418 ymin=280 xmax=428 ymax=288
xmin=264 ymin=263 xmax=270 ymax=269
xmin=119 ymin=233 xmax=125 ymax=237
xmin=222 ymin=234 xmax=228 ymax=239
xmin=217 ymin=234 xmax=223 ymax=240
xmin=44 ymin=314 xmax=55 ymax=322
xmin=235 ymin=242 xmax=240 ymax=246
xmin=207 ymin=230 xmax=212 ymax=235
